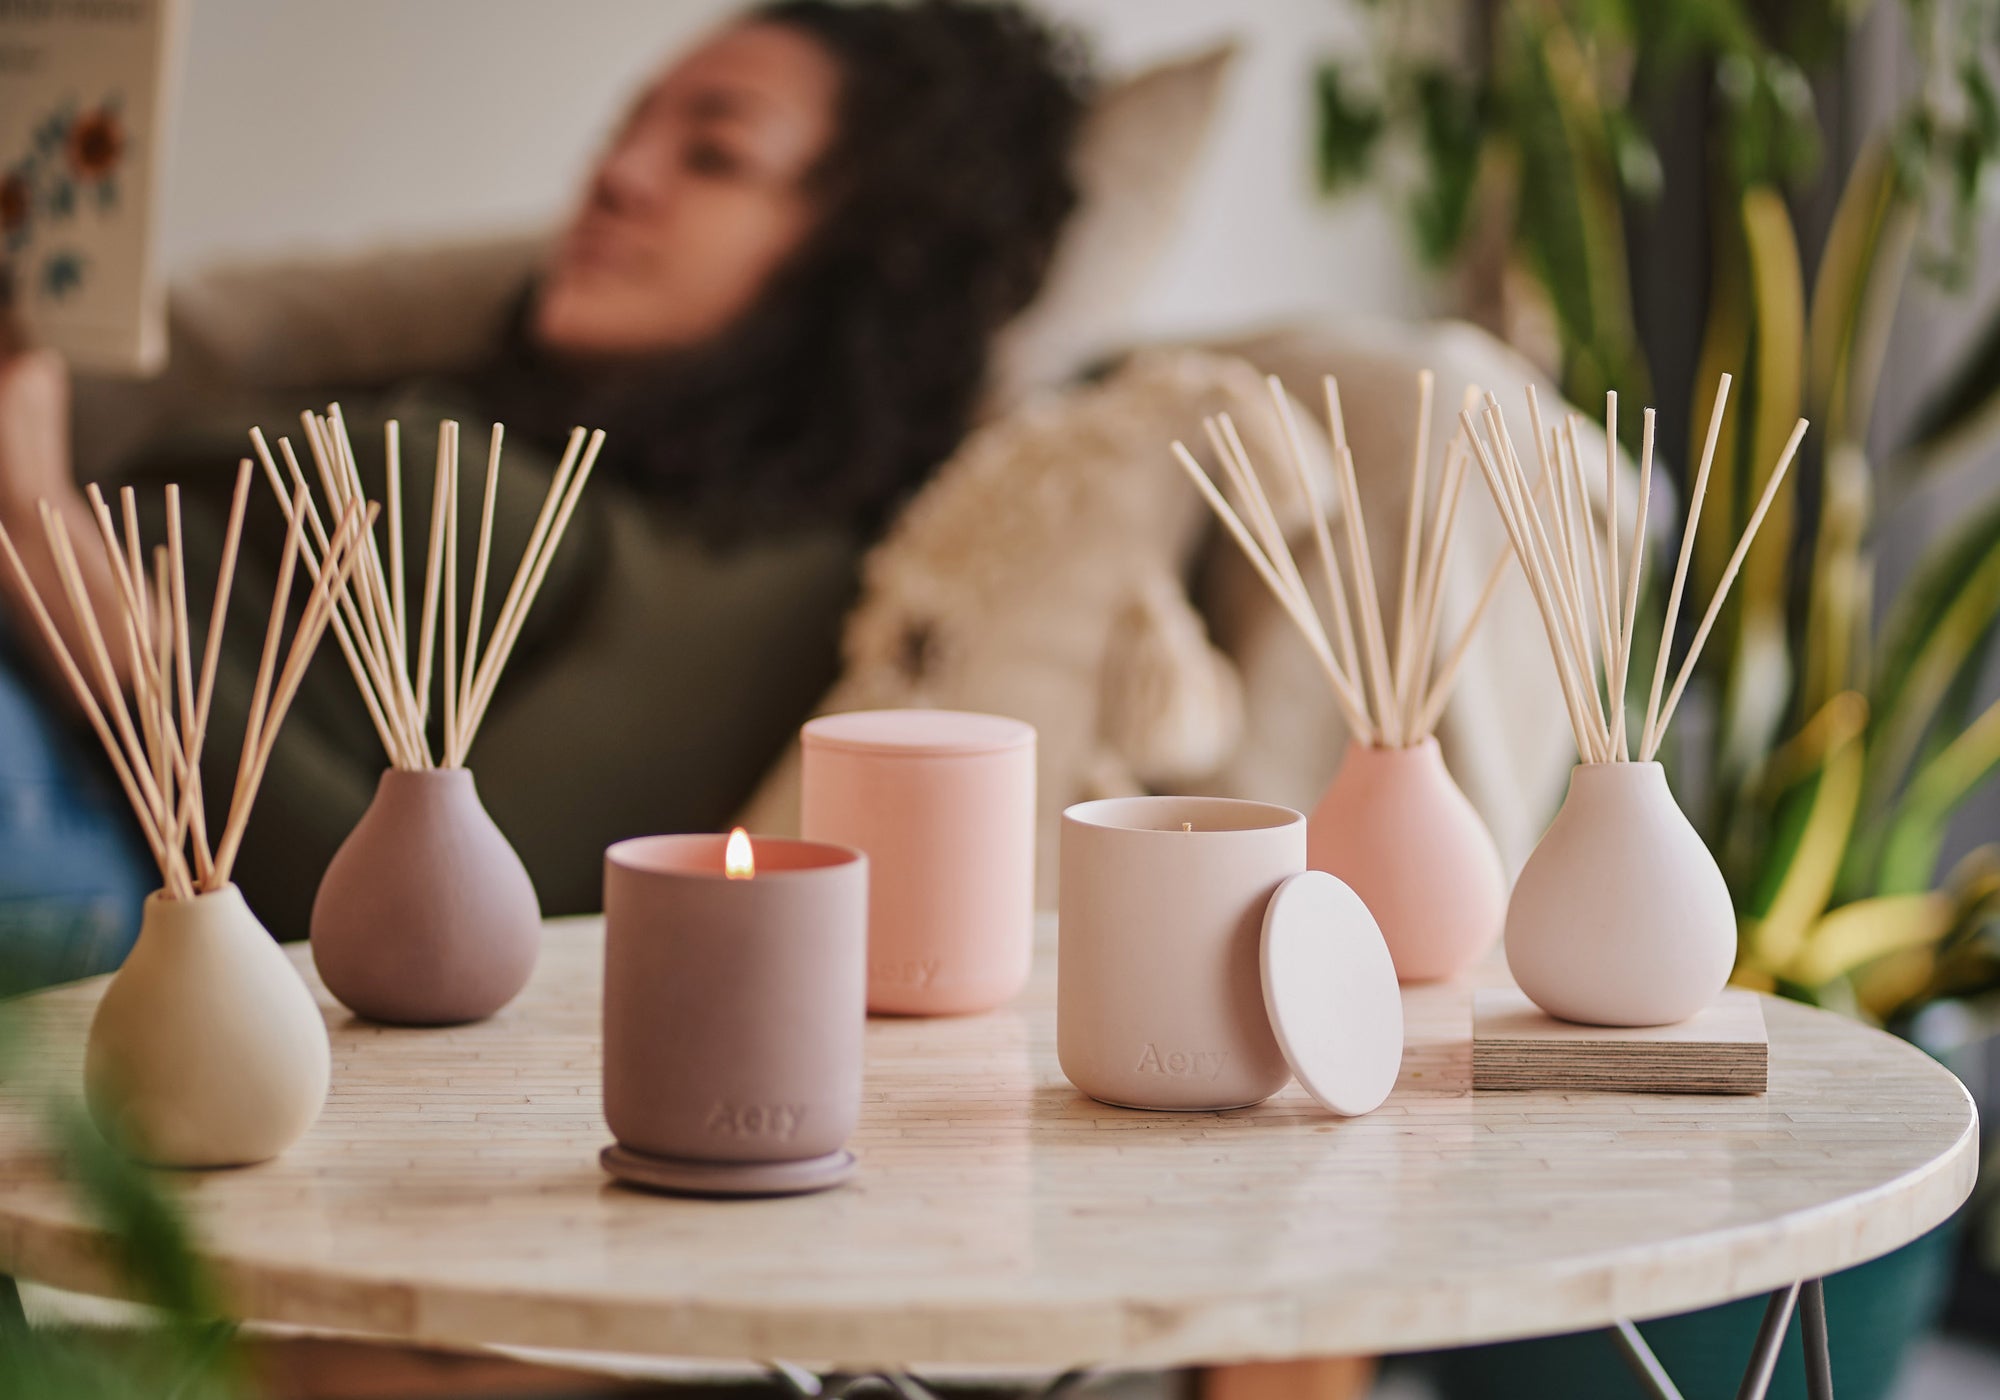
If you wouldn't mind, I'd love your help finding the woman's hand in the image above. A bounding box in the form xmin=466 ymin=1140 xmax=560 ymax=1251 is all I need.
xmin=0 ymin=348 xmax=77 ymax=531
xmin=0 ymin=342 xmax=138 ymax=694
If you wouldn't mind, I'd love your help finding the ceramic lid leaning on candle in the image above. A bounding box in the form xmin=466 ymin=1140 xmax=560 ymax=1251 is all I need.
xmin=1260 ymin=869 xmax=1404 ymax=1116
xmin=1058 ymin=795 xmax=1403 ymax=1117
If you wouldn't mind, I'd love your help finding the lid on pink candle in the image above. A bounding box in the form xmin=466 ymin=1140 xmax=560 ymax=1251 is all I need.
xmin=801 ymin=708 xmax=1035 ymax=759
xmin=1260 ymin=871 xmax=1404 ymax=1117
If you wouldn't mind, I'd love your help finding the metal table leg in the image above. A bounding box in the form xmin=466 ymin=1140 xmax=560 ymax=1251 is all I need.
xmin=1609 ymin=1279 xmax=1815 ymax=1400
xmin=1801 ymin=1277 xmax=1834 ymax=1400
xmin=770 ymin=1365 xmax=1095 ymax=1400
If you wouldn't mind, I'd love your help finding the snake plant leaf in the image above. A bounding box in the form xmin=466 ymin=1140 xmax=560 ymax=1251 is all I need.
xmin=1741 ymin=691 xmax=1869 ymax=974
xmin=1806 ymin=135 xmax=1917 ymax=445
xmin=1692 ymin=207 xmax=1750 ymax=603
xmin=1867 ymin=488 xmax=2000 ymax=818
xmin=1876 ymin=689 xmax=2000 ymax=894
xmin=1900 ymin=291 xmax=2000 ymax=477
xmin=1788 ymin=892 xmax=1953 ymax=987
xmin=1716 ymin=187 xmax=1806 ymax=775
xmin=1511 ymin=9 xmax=1647 ymax=409
xmin=1801 ymin=443 xmax=1873 ymax=714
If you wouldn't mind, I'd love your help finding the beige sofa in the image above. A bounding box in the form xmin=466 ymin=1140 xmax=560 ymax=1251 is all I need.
xmin=70 ymin=236 xmax=1582 ymax=901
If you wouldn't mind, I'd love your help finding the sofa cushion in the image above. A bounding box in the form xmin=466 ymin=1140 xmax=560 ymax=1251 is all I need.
xmin=737 ymin=348 xmax=1325 ymax=903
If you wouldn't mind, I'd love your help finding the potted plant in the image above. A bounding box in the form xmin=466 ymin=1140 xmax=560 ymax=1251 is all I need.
xmin=1315 ymin=2 xmax=2000 ymax=1395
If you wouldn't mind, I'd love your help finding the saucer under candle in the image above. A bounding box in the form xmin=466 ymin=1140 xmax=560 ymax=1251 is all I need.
xmin=600 ymin=831 xmax=868 ymax=1197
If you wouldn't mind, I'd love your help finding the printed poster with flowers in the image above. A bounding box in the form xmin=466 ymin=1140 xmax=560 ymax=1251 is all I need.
xmin=0 ymin=0 xmax=187 ymax=375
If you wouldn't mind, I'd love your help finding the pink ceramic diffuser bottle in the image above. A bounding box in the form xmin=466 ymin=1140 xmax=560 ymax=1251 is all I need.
xmin=1308 ymin=738 xmax=1507 ymax=983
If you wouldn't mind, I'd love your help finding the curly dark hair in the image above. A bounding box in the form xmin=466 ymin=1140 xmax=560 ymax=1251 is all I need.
xmin=485 ymin=0 xmax=1092 ymax=540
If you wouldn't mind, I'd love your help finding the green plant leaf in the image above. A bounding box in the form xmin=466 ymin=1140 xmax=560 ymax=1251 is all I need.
xmin=1876 ymin=689 xmax=2000 ymax=894
xmin=1716 ymin=187 xmax=1805 ymax=775
xmin=1314 ymin=64 xmax=1386 ymax=194
xmin=1740 ymin=691 xmax=1869 ymax=974
xmin=1510 ymin=10 xmax=1648 ymax=407
xmin=1866 ymin=487 xmax=2000 ymax=820
xmin=1408 ymin=65 xmax=1484 ymax=265
xmin=49 ymin=1103 xmax=221 ymax=1326
xmin=1898 ymin=291 xmax=2000 ymax=477
xmin=1788 ymin=892 xmax=1953 ymax=987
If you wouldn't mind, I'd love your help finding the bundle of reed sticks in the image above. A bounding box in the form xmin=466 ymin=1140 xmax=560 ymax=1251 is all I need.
xmin=1172 ymin=371 xmax=1526 ymax=749
xmin=1460 ymin=374 xmax=1807 ymax=764
xmin=246 ymin=409 xmax=605 ymax=771
xmin=0 ymin=472 xmax=372 ymax=899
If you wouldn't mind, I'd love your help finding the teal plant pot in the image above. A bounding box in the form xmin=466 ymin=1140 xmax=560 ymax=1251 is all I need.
xmin=1432 ymin=1223 xmax=1957 ymax=1400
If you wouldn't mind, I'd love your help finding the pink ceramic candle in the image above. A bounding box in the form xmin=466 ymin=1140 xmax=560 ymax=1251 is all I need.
xmin=600 ymin=832 xmax=868 ymax=1197
xmin=1058 ymin=796 xmax=1304 ymax=1110
xmin=800 ymin=709 xmax=1035 ymax=1015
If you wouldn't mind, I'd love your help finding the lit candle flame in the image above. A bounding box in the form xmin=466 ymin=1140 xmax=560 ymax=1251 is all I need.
xmin=724 ymin=827 xmax=755 ymax=880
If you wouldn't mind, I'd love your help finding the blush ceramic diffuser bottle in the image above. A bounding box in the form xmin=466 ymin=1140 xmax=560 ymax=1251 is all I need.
xmin=1504 ymin=762 xmax=1736 ymax=1026
xmin=1309 ymin=737 xmax=1506 ymax=981
xmin=1457 ymin=375 xmax=1807 ymax=1027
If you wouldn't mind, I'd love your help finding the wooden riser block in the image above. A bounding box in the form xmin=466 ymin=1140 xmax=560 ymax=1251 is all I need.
xmin=1472 ymin=987 xmax=1769 ymax=1095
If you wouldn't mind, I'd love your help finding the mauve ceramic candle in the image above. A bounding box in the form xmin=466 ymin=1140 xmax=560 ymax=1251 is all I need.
xmin=800 ymin=709 xmax=1035 ymax=1015
xmin=600 ymin=832 xmax=867 ymax=1197
xmin=1058 ymin=796 xmax=1304 ymax=1111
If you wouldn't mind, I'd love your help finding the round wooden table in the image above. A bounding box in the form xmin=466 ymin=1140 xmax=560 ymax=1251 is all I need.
xmin=0 ymin=919 xmax=1978 ymax=1390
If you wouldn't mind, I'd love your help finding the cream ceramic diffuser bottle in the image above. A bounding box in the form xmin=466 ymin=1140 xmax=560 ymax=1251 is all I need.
xmin=285 ymin=414 xmax=605 ymax=1024
xmin=1173 ymin=369 xmax=1506 ymax=981
xmin=0 ymin=467 xmax=368 ymax=1165
xmin=89 ymin=887 xmax=331 ymax=1166
xmin=1460 ymin=376 xmax=1807 ymax=1025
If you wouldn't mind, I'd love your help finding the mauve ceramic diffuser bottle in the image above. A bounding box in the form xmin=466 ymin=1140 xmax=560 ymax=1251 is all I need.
xmin=1308 ymin=737 xmax=1507 ymax=982
xmin=601 ymin=833 xmax=868 ymax=1197
xmin=311 ymin=768 xmax=541 ymax=1025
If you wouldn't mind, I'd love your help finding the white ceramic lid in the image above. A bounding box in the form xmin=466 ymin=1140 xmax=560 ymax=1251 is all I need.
xmin=1259 ymin=870 xmax=1404 ymax=1116
xmin=800 ymin=709 xmax=1035 ymax=758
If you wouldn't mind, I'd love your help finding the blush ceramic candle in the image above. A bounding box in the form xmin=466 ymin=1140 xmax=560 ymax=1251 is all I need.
xmin=800 ymin=709 xmax=1035 ymax=1015
xmin=1058 ymin=796 xmax=1304 ymax=1110
xmin=600 ymin=832 xmax=868 ymax=1197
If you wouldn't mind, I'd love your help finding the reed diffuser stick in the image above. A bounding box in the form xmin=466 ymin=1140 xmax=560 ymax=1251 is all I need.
xmin=1175 ymin=370 xmax=1488 ymax=750
xmin=1467 ymin=378 xmax=1806 ymax=767
xmin=0 ymin=476 xmax=364 ymax=895
xmin=1642 ymin=374 xmax=1732 ymax=757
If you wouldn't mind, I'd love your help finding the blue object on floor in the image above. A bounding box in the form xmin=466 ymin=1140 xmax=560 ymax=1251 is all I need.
xmin=0 ymin=622 xmax=149 ymax=994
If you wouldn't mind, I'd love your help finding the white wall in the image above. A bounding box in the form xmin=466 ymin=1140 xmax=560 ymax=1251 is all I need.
xmin=158 ymin=0 xmax=1428 ymax=340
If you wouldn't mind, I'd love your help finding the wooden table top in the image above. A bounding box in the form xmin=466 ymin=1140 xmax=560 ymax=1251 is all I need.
xmin=0 ymin=918 xmax=1978 ymax=1369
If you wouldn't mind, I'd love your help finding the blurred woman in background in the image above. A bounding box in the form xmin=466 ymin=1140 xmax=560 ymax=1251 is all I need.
xmin=0 ymin=0 xmax=1091 ymax=971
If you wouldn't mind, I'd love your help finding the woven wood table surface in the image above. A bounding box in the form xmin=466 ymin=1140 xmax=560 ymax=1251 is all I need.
xmin=0 ymin=917 xmax=1977 ymax=1368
